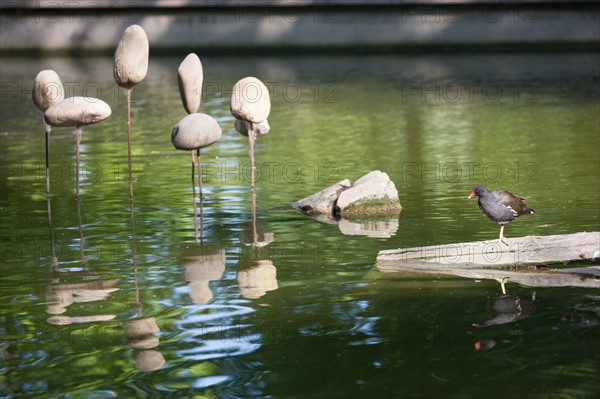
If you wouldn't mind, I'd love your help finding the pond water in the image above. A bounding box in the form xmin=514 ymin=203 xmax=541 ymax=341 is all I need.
xmin=1 ymin=52 xmax=599 ymax=398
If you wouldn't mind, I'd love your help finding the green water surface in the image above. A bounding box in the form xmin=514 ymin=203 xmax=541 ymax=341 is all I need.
xmin=1 ymin=52 xmax=599 ymax=398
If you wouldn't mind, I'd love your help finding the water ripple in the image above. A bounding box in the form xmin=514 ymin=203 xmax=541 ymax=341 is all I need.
xmin=174 ymin=304 xmax=261 ymax=361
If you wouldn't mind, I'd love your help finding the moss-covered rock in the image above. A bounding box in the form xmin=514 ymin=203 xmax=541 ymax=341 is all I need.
xmin=335 ymin=171 xmax=401 ymax=217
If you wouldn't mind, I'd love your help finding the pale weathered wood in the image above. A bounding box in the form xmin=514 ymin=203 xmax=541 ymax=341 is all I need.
xmin=375 ymin=232 xmax=600 ymax=289
xmin=377 ymin=232 xmax=599 ymax=267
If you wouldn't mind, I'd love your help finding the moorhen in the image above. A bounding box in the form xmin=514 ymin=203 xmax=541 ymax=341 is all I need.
xmin=468 ymin=185 xmax=535 ymax=243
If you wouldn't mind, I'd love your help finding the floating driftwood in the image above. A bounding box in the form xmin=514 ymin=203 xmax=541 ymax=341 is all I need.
xmin=376 ymin=232 xmax=600 ymax=289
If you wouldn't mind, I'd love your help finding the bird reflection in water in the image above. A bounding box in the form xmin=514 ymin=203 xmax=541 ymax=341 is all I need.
xmin=473 ymin=292 xmax=536 ymax=351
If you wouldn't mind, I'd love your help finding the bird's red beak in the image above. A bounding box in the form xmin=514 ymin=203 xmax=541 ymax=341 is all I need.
xmin=468 ymin=189 xmax=476 ymax=199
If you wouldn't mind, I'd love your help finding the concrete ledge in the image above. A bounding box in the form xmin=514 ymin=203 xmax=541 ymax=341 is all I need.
xmin=1 ymin=2 xmax=598 ymax=53
xmin=5 ymin=1 xmax=600 ymax=7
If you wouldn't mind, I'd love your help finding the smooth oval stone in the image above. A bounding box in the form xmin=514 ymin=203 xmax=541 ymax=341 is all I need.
xmin=177 ymin=53 xmax=203 ymax=114
xmin=171 ymin=113 xmax=222 ymax=150
xmin=44 ymin=96 xmax=112 ymax=128
xmin=230 ymin=77 xmax=271 ymax=123
xmin=234 ymin=118 xmax=270 ymax=137
xmin=32 ymin=70 xmax=64 ymax=112
xmin=114 ymin=25 xmax=149 ymax=89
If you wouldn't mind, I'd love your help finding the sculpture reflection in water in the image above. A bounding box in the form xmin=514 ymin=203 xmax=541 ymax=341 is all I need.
xmin=45 ymin=279 xmax=118 ymax=325
xmin=44 ymin=161 xmax=117 ymax=327
xmin=124 ymin=205 xmax=166 ymax=372
xmin=180 ymin=155 xmax=278 ymax=300
xmin=180 ymin=216 xmax=278 ymax=302
xmin=237 ymin=259 xmax=278 ymax=299
xmin=44 ymin=200 xmax=119 ymax=325
xmin=124 ymin=316 xmax=164 ymax=372
xmin=43 ymin=139 xmax=109 ymax=323
xmin=237 ymin=221 xmax=278 ymax=299
xmin=473 ymin=292 xmax=536 ymax=351
xmin=180 ymin=244 xmax=226 ymax=304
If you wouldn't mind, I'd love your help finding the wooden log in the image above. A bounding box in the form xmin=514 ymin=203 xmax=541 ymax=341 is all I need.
xmin=377 ymin=232 xmax=599 ymax=267
xmin=375 ymin=232 xmax=600 ymax=289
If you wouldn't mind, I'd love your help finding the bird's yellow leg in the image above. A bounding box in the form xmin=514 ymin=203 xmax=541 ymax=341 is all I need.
xmin=496 ymin=276 xmax=509 ymax=295
xmin=497 ymin=225 xmax=508 ymax=245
